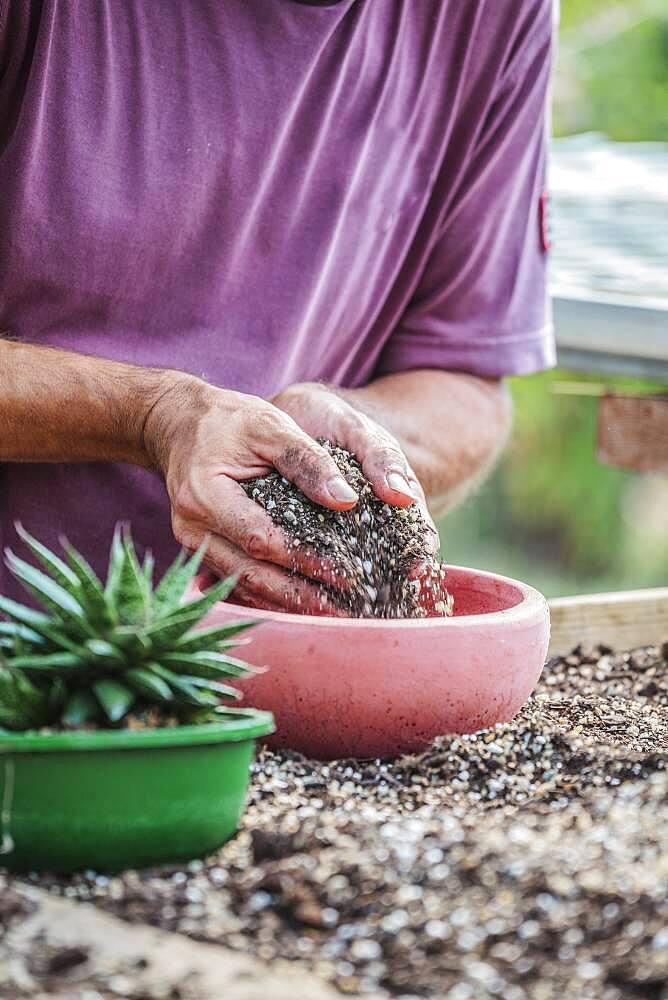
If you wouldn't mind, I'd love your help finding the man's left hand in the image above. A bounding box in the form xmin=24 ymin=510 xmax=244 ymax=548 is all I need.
xmin=271 ymin=381 xmax=440 ymax=557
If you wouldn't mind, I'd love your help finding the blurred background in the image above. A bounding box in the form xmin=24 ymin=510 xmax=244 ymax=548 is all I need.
xmin=440 ymin=0 xmax=668 ymax=597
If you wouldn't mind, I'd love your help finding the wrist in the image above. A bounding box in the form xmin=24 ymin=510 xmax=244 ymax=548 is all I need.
xmin=138 ymin=369 xmax=209 ymax=473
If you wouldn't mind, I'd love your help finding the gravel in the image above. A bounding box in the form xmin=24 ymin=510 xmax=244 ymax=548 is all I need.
xmin=7 ymin=642 xmax=668 ymax=999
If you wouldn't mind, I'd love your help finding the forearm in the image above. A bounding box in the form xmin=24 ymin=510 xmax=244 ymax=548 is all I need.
xmin=0 ymin=339 xmax=191 ymax=465
xmin=337 ymin=369 xmax=512 ymax=514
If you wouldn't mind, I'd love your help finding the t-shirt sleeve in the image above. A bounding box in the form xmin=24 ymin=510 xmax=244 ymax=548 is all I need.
xmin=377 ymin=2 xmax=556 ymax=379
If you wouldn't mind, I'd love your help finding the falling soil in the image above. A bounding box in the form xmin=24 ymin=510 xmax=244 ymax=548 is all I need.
xmin=8 ymin=642 xmax=668 ymax=1000
xmin=241 ymin=441 xmax=452 ymax=619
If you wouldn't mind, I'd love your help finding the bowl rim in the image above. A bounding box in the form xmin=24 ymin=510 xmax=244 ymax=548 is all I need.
xmin=206 ymin=565 xmax=548 ymax=631
xmin=0 ymin=708 xmax=276 ymax=753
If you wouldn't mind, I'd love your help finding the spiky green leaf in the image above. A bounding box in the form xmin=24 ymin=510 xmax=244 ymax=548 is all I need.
xmin=153 ymin=544 xmax=206 ymax=616
xmin=1 ymin=528 xmax=258 ymax=732
xmin=0 ymin=594 xmax=54 ymax=629
xmin=124 ymin=667 xmax=172 ymax=701
xmin=142 ymin=550 xmax=155 ymax=587
xmin=47 ymin=677 xmax=67 ymax=716
xmin=84 ymin=638 xmax=126 ymax=666
xmin=183 ymin=675 xmax=241 ymax=701
xmin=4 ymin=550 xmax=90 ymax=631
xmin=0 ymin=665 xmax=50 ymax=731
xmin=62 ymin=540 xmax=116 ymax=627
xmin=14 ymin=523 xmax=81 ymax=593
xmin=93 ymin=679 xmax=135 ymax=722
xmin=62 ymin=690 xmax=99 ymax=727
xmin=104 ymin=526 xmax=125 ymax=606
xmin=174 ymin=620 xmax=257 ymax=653
xmin=114 ymin=532 xmax=151 ymax=626
xmin=160 ymin=650 xmax=253 ymax=679
xmin=0 ymin=621 xmax=47 ymax=646
xmin=145 ymin=577 xmax=236 ymax=648
xmin=148 ymin=663 xmax=213 ymax=707
xmin=9 ymin=651 xmax=85 ymax=672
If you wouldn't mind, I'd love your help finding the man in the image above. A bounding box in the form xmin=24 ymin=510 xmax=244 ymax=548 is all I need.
xmin=0 ymin=0 xmax=555 ymax=612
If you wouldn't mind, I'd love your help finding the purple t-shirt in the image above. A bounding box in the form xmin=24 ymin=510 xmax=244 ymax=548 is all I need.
xmin=0 ymin=0 xmax=555 ymax=595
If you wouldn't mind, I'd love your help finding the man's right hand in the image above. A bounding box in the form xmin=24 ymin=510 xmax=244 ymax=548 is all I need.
xmin=143 ymin=375 xmax=361 ymax=613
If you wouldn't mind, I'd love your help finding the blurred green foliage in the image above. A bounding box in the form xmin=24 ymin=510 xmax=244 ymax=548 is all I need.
xmin=556 ymin=1 xmax=668 ymax=140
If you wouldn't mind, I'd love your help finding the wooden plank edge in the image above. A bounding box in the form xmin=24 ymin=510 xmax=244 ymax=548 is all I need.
xmin=548 ymin=587 xmax=668 ymax=656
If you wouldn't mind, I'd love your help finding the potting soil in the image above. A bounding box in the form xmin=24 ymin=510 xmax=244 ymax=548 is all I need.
xmin=241 ymin=441 xmax=453 ymax=619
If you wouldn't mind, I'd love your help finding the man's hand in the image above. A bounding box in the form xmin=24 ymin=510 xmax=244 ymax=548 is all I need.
xmin=272 ymin=381 xmax=439 ymax=544
xmin=143 ymin=376 xmax=435 ymax=613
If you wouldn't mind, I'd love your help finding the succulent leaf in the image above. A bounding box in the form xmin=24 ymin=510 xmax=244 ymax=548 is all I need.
xmin=160 ymin=650 xmax=253 ymax=679
xmin=8 ymin=651 xmax=85 ymax=672
xmin=0 ymin=664 xmax=51 ymax=731
xmin=142 ymin=550 xmax=155 ymax=587
xmin=15 ymin=524 xmax=81 ymax=592
xmin=173 ymin=620 xmax=257 ymax=653
xmin=47 ymin=677 xmax=67 ymax=716
xmin=104 ymin=526 xmax=126 ymax=606
xmin=125 ymin=667 xmax=172 ymax=702
xmin=153 ymin=542 xmax=210 ymax=615
xmin=0 ymin=621 xmax=47 ymax=646
xmin=93 ymin=679 xmax=135 ymax=722
xmin=0 ymin=594 xmax=54 ymax=630
xmin=0 ymin=527 xmax=253 ymax=731
xmin=62 ymin=690 xmax=99 ymax=727
xmin=148 ymin=663 xmax=214 ymax=707
xmin=62 ymin=540 xmax=116 ymax=628
xmin=4 ymin=550 xmax=90 ymax=631
xmin=83 ymin=639 xmax=127 ymax=666
xmin=115 ymin=532 xmax=151 ymax=626
xmin=184 ymin=675 xmax=241 ymax=700
xmin=146 ymin=577 xmax=237 ymax=649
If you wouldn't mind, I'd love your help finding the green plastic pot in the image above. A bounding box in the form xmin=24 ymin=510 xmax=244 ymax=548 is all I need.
xmin=0 ymin=708 xmax=274 ymax=874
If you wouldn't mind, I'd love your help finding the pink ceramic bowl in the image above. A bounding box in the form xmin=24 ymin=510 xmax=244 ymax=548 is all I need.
xmin=194 ymin=566 xmax=550 ymax=760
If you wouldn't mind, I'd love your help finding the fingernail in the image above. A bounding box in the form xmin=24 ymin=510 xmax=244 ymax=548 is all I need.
xmin=327 ymin=476 xmax=358 ymax=504
xmin=387 ymin=471 xmax=420 ymax=500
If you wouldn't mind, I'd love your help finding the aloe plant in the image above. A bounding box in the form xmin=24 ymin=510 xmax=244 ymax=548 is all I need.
xmin=0 ymin=525 xmax=256 ymax=731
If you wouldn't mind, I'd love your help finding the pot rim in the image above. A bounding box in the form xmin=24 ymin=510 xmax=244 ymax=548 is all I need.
xmin=0 ymin=707 xmax=275 ymax=753
xmin=210 ymin=565 xmax=548 ymax=630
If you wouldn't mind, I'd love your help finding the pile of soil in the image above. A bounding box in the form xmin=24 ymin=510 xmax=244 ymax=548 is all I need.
xmin=20 ymin=642 xmax=668 ymax=999
xmin=241 ymin=441 xmax=452 ymax=619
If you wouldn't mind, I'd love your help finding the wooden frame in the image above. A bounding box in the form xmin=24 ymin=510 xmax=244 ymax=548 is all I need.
xmin=548 ymin=588 xmax=668 ymax=656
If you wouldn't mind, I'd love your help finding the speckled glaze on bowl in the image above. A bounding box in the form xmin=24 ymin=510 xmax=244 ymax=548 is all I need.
xmin=192 ymin=567 xmax=550 ymax=760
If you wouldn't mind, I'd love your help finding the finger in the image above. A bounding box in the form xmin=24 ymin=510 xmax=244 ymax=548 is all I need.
xmin=183 ymin=527 xmax=346 ymax=616
xmin=352 ymin=432 xmax=439 ymax=545
xmin=254 ymin=410 xmax=358 ymax=511
xmin=328 ymin=412 xmax=418 ymax=508
xmin=225 ymin=592 xmax=289 ymax=614
xmin=189 ymin=477 xmax=351 ymax=589
xmin=308 ymin=408 xmax=440 ymax=552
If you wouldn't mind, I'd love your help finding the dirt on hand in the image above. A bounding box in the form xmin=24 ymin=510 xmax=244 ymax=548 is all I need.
xmin=241 ymin=441 xmax=453 ymax=619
